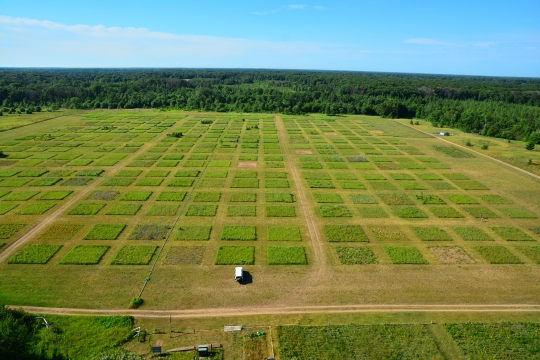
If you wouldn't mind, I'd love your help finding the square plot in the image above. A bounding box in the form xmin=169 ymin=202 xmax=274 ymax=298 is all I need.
xmin=157 ymin=192 xmax=186 ymax=201
xmin=429 ymin=247 xmax=474 ymax=264
xmin=62 ymin=178 xmax=93 ymax=186
xmin=267 ymin=226 xmax=301 ymax=241
xmin=454 ymin=181 xmax=489 ymax=190
xmin=428 ymin=206 xmax=464 ymax=218
xmin=135 ymin=178 xmax=163 ymax=186
xmin=121 ymin=191 xmax=152 ymax=201
xmin=129 ymin=224 xmax=171 ymax=240
xmin=429 ymin=181 xmax=456 ymax=190
xmin=146 ymin=204 xmax=180 ymax=216
xmin=307 ymin=180 xmax=335 ymax=189
xmin=516 ymin=246 xmax=540 ymax=264
xmin=267 ymin=246 xmax=307 ymax=265
xmin=266 ymin=205 xmax=296 ymax=217
xmin=215 ymin=246 xmax=255 ymax=265
xmin=384 ymin=246 xmax=428 ymax=264
xmin=497 ymin=207 xmax=537 ymax=219
xmin=176 ymin=226 xmax=212 ymax=241
xmin=349 ymin=194 xmax=377 ymax=204
xmin=324 ymin=225 xmax=368 ymax=242
xmin=265 ymin=179 xmax=290 ymax=188
xmin=106 ymin=204 xmax=141 ymax=215
xmin=336 ymin=246 xmax=378 ymax=264
xmin=146 ymin=170 xmax=170 ymax=177
xmin=110 ymin=245 xmax=157 ymax=265
xmin=313 ymin=193 xmax=343 ymax=203
xmin=0 ymin=178 xmax=32 ymax=187
xmin=193 ymin=192 xmax=221 ymax=202
xmin=68 ymin=203 xmax=105 ymax=215
xmin=175 ymin=170 xmax=200 ymax=177
xmin=156 ymin=160 xmax=179 ymax=167
xmin=101 ymin=178 xmax=135 ymax=187
xmin=357 ymin=206 xmax=389 ymax=218
xmin=474 ymin=246 xmax=523 ymax=264
xmin=0 ymin=224 xmax=25 ymax=239
xmin=411 ymin=226 xmax=452 ymax=241
xmin=17 ymin=203 xmax=56 ymax=215
xmin=205 ymin=170 xmax=228 ymax=178
xmin=199 ymin=179 xmax=226 ymax=187
xmin=185 ymin=205 xmax=217 ymax=216
xmin=116 ymin=170 xmax=142 ymax=177
xmin=2 ymin=191 xmax=40 ymax=201
xmin=392 ymin=206 xmax=428 ymax=218
xmin=339 ymin=181 xmax=365 ymax=189
xmin=369 ymin=182 xmax=397 ymax=190
xmin=227 ymin=205 xmax=256 ymax=217
xmin=490 ymin=227 xmax=534 ymax=241
xmin=446 ymin=194 xmax=479 ymax=204
xmin=30 ymin=178 xmax=63 ymax=187
xmin=38 ymin=191 xmax=73 ymax=200
xmin=60 ymin=245 xmax=110 ymax=265
xmin=84 ymin=224 xmax=126 ymax=240
xmin=8 ymin=244 xmax=62 ymax=264
xmin=86 ymin=190 xmax=119 ymax=201
xmin=0 ymin=204 xmax=19 ymax=215
xmin=265 ymin=172 xmax=287 ymax=179
xmin=265 ymin=192 xmax=294 ymax=203
xmin=229 ymin=193 xmax=257 ymax=202
xmin=398 ymin=182 xmax=428 ymax=190
xmin=167 ymin=178 xmax=195 ymax=187
xmin=221 ymin=226 xmax=256 ymax=240
xmin=379 ymin=193 xmax=414 ymax=206
xmin=163 ymin=246 xmax=205 ymax=265
xmin=415 ymin=194 xmax=445 ymax=205
xmin=234 ymin=171 xmax=257 ymax=178
xmin=208 ymin=161 xmax=230 ymax=167
xmin=369 ymin=226 xmax=408 ymax=241
xmin=318 ymin=205 xmax=351 ymax=217
xmin=231 ymin=179 xmax=259 ymax=188
xmin=453 ymin=226 xmax=493 ymax=241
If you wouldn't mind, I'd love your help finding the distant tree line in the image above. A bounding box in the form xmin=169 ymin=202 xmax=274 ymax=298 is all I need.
xmin=0 ymin=69 xmax=539 ymax=143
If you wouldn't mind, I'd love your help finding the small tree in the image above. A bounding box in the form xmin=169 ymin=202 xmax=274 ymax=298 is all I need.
xmin=481 ymin=144 xmax=489 ymax=150
xmin=526 ymin=141 xmax=535 ymax=151
xmin=466 ymin=140 xmax=473 ymax=147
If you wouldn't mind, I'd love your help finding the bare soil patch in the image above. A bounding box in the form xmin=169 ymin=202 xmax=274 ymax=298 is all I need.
xmin=238 ymin=162 xmax=257 ymax=168
xmin=430 ymin=247 xmax=474 ymax=264
xmin=370 ymin=130 xmax=384 ymax=134
xmin=324 ymin=132 xmax=338 ymax=136
xmin=296 ymin=150 xmax=313 ymax=155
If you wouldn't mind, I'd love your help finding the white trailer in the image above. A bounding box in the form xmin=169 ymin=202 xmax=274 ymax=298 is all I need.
xmin=235 ymin=267 xmax=243 ymax=283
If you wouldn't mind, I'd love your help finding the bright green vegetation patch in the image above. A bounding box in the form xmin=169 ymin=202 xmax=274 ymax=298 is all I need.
xmin=0 ymin=178 xmax=32 ymax=187
xmin=336 ymin=246 xmax=378 ymax=264
xmin=163 ymin=246 xmax=205 ymax=265
xmin=135 ymin=178 xmax=163 ymax=186
xmin=480 ymin=194 xmax=512 ymax=204
xmin=193 ymin=192 xmax=221 ymax=202
xmin=306 ymin=180 xmax=334 ymax=188
xmin=362 ymin=173 xmax=386 ymax=180
xmin=30 ymin=177 xmax=63 ymax=186
xmin=338 ymin=181 xmax=365 ymax=189
xmin=39 ymin=224 xmax=82 ymax=240
xmin=146 ymin=204 xmax=180 ymax=216
xmin=176 ymin=226 xmax=212 ymax=240
xmin=264 ymin=179 xmax=289 ymax=188
xmin=516 ymin=246 xmax=540 ymax=264
xmin=227 ymin=205 xmax=256 ymax=216
xmin=454 ymin=180 xmax=489 ymax=190
xmin=264 ymin=205 xmax=295 ymax=217
xmin=369 ymin=181 xmax=397 ymax=190
xmin=324 ymin=225 xmax=368 ymax=242
xmin=399 ymin=182 xmax=428 ymax=190
xmin=497 ymin=207 xmax=537 ymax=218
xmin=265 ymin=192 xmax=294 ymax=203
xmin=300 ymin=162 xmax=322 ymax=169
xmin=452 ymin=226 xmax=493 ymax=241
xmin=215 ymin=246 xmax=255 ymax=265
xmin=443 ymin=173 xmax=470 ymax=180
xmin=384 ymin=246 xmax=428 ymax=264
xmin=390 ymin=173 xmax=415 ymax=181
xmin=433 ymin=145 xmax=474 ymax=158
xmin=16 ymin=203 xmax=56 ymax=215
xmin=68 ymin=203 xmax=105 ymax=215
xmin=60 ymin=245 xmax=110 ymax=265
xmin=428 ymin=181 xmax=455 ymax=190
xmin=0 ymin=170 xmax=20 ymax=177
xmin=229 ymin=192 xmax=256 ymax=202
xmin=115 ymin=170 xmax=141 ymax=177
xmin=84 ymin=224 xmax=126 ymax=240
xmin=267 ymin=226 xmax=301 ymax=241
xmin=349 ymin=194 xmax=377 ymax=204
xmin=0 ymin=224 xmax=25 ymax=239
xmin=446 ymin=322 xmax=540 ymax=359
xmin=415 ymin=194 xmax=445 ymax=204
xmin=393 ymin=206 xmax=428 ymax=218
xmin=490 ymin=226 xmax=534 ymax=241
xmin=168 ymin=178 xmax=195 ymax=187
xmin=110 ymin=245 xmax=157 ymax=265
xmin=156 ymin=160 xmax=179 ymax=167
xmin=278 ymin=324 xmax=442 ymax=359
xmin=446 ymin=194 xmax=478 ymax=205
xmin=463 ymin=207 xmax=499 ymax=219
xmin=234 ymin=171 xmax=258 ymax=178
xmin=265 ymin=172 xmax=287 ymax=178
xmin=18 ymin=169 xmax=48 ymax=177
xmin=411 ymin=226 xmax=451 ymax=241
xmin=205 ymin=170 xmax=228 ymax=178
xmin=230 ymin=179 xmax=259 ymax=188
xmin=268 ymin=246 xmax=307 ymax=265
xmin=145 ymin=170 xmax=170 ymax=177
xmin=318 ymin=205 xmax=352 ymax=217
xmin=61 ymin=178 xmax=92 ymax=186
xmin=129 ymin=224 xmax=170 ymax=240
xmin=121 ymin=191 xmax=152 ymax=201
xmin=221 ymin=225 xmax=256 ymax=240
xmin=175 ymin=170 xmax=200 ymax=177
xmin=208 ymin=160 xmax=230 ymax=167
xmin=379 ymin=193 xmax=414 ymax=205
xmin=163 ymin=154 xmax=184 ymax=160
xmin=428 ymin=206 xmax=463 ymax=218
xmin=357 ymin=206 xmax=388 ymax=218
xmin=185 ymin=204 xmax=217 ymax=216
xmin=8 ymin=244 xmax=62 ymax=264
xmin=101 ymin=177 xmax=135 ymax=187
xmin=127 ymin=160 xmax=155 ymax=167
xmin=105 ymin=203 xmax=141 ymax=215
xmin=313 ymin=193 xmax=343 ymax=203
xmin=157 ymin=191 xmax=186 ymax=201
xmin=416 ymin=173 xmax=441 ymax=180
xmin=37 ymin=190 xmax=73 ymax=200
xmin=474 ymin=246 xmax=523 ymax=264
xmin=2 ymin=191 xmax=40 ymax=201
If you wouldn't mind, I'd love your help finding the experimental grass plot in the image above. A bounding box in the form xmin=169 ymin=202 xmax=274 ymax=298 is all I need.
xmin=215 ymin=246 xmax=255 ymax=265
xmin=324 ymin=225 xmax=368 ymax=242
xmin=267 ymin=246 xmax=307 ymax=265
xmin=474 ymin=246 xmax=523 ymax=264
xmin=39 ymin=224 xmax=83 ymax=240
xmin=60 ymin=245 xmax=110 ymax=265
xmin=383 ymin=246 xmax=428 ymax=264
xmin=336 ymin=246 xmax=378 ymax=264
xmin=84 ymin=224 xmax=126 ymax=240
xmin=110 ymin=245 xmax=157 ymax=265
xmin=175 ymin=226 xmax=212 ymax=241
xmin=9 ymin=244 xmax=62 ymax=264
xmin=267 ymin=226 xmax=302 ymax=241
xmin=163 ymin=246 xmax=205 ymax=265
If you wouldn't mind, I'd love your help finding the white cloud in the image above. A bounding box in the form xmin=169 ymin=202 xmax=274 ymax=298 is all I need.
xmin=287 ymin=4 xmax=306 ymax=9
xmin=313 ymin=5 xmax=326 ymax=10
xmin=404 ymin=38 xmax=450 ymax=46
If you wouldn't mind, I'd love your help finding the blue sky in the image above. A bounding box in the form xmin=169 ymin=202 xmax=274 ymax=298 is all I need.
xmin=1 ymin=0 xmax=539 ymax=76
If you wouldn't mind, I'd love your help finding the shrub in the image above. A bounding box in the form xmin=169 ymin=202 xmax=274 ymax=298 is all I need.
xmin=185 ymin=205 xmax=217 ymax=216
xmin=411 ymin=226 xmax=452 ymax=241
xmin=9 ymin=244 xmax=62 ymax=264
xmin=84 ymin=224 xmax=126 ymax=240
xmin=121 ymin=191 xmax=152 ymax=201
xmin=318 ymin=205 xmax=352 ymax=217
xmin=221 ymin=226 xmax=256 ymax=240
xmin=474 ymin=246 xmax=523 ymax=264
xmin=157 ymin=191 xmax=186 ymax=201
xmin=215 ymin=246 xmax=255 ymax=265
xmin=110 ymin=245 xmax=157 ymax=265
xmin=176 ymin=226 xmax=212 ymax=240
xmin=452 ymin=226 xmax=493 ymax=241
xmin=384 ymin=246 xmax=428 ymax=264
xmin=60 ymin=245 xmax=110 ymax=265
xmin=267 ymin=226 xmax=301 ymax=241
xmin=106 ymin=204 xmax=141 ymax=215
xmin=268 ymin=246 xmax=307 ymax=265
xmin=336 ymin=246 xmax=378 ymax=264
xmin=324 ymin=225 xmax=368 ymax=242
xmin=230 ymin=193 xmax=257 ymax=202
xmin=357 ymin=206 xmax=388 ymax=218
xmin=16 ymin=203 xmax=56 ymax=215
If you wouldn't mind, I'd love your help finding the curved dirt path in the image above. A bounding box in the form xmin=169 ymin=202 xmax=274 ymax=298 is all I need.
xmin=397 ymin=121 xmax=540 ymax=182
xmin=12 ymin=304 xmax=540 ymax=318
xmin=0 ymin=115 xmax=190 ymax=263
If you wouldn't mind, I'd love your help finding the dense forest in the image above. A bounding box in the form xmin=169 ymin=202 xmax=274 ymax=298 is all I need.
xmin=0 ymin=69 xmax=539 ymax=143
